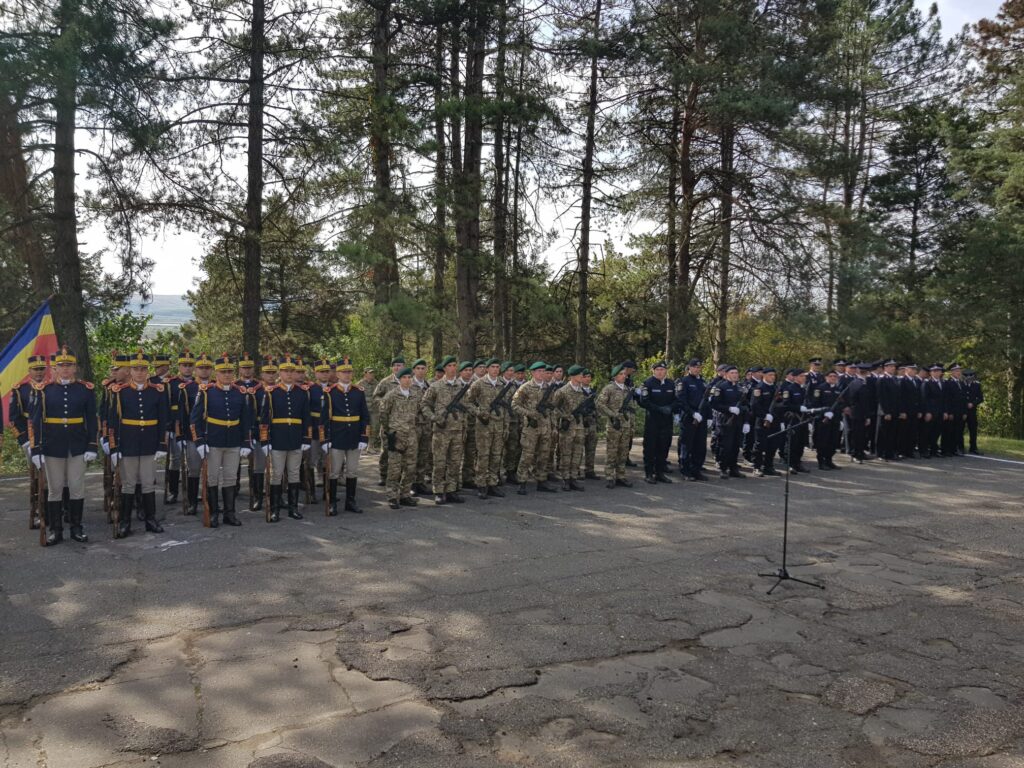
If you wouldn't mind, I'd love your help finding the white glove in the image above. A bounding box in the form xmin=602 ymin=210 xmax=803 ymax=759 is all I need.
xmin=799 ymin=405 xmax=809 ymax=413
xmin=177 ymin=438 xmax=186 ymax=450
xmin=101 ymin=438 xmax=111 ymax=456
xmin=321 ymin=442 xmax=331 ymax=454
xmin=32 ymin=454 xmax=44 ymax=469
xmin=742 ymin=423 xmax=751 ymax=435
xmin=634 ymin=387 xmax=643 ymax=396
xmin=839 ymin=420 xmax=846 ymax=432
xmin=673 ymin=414 xmax=681 ymax=426
xmin=358 ymin=441 xmax=368 ymax=451
xmin=692 ymin=412 xmax=703 ymax=424
xmin=21 ymin=441 xmax=30 ymax=450
xmin=824 ymin=411 xmax=834 ymax=420
xmin=261 ymin=444 xmax=271 ymax=456
xmin=84 ymin=451 xmax=97 ymax=463
xmin=111 ymin=451 xmax=121 ymax=468
xmin=155 ymin=450 xmax=167 ymax=460
xmin=301 ymin=443 xmax=310 ymax=452
xmin=728 ymin=406 xmax=740 ymax=415
xmin=240 ymin=447 xmax=251 ymax=458
xmin=196 ymin=444 xmax=209 ymax=459
xmin=764 ymin=413 xmax=774 ymax=423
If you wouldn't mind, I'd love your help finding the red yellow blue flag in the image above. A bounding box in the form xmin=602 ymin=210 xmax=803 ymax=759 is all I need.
xmin=0 ymin=301 xmax=58 ymax=420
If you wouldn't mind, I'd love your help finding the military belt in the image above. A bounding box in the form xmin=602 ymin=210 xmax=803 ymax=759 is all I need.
xmin=208 ymin=417 xmax=240 ymax=427
xmin=331 ymin=415 xmax=360 ymax=423
xmin=122 ymin=419 xmax=159 ymax=427
xmin=272 ymin=417 xmax=302 ymax=425
xmin=45 ymin=417 xmax=84 ymax=425
xmin=310 ymin=411 xmax=321 ymax=418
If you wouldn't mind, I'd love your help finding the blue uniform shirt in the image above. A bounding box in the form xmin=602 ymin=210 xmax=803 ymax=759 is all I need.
xmin=321 ymin=383 xmax=370 ymax=450
xmin=109 ymin=382 xmax=171 ymax=456
xmin=262 ymin=384 xmax=312 ymax=450
xmin=191 ymin=383 xmax=251 ymax=448
xmin=8 ymin=381 xmax=43 ymax=445
xmin=31 ymin=379 xmax=98 ymax=458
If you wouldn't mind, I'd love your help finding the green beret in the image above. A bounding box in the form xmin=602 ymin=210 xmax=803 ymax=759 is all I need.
xmin=582 ymin=368 xmax=592 ymax=376
xmin=473 ymin=358 xmax=485 ymax=367
xmin=545 ymin=364 xmax=555 ymax=372
xmin=500 ymin=361 xmax=514 ymax=373
xmin=434 ymin=363 xmax=445 ymax=372
xmin=391 ymin=356 xmax=405 ymax=365
xmin=611 ymin=364 xmax=624 ymax=377
xmin=485 ymin=357 xmax=500 ymax=367
xmin=458 ymin=360 xmax=474 ymax=372
xmin=529 ymin=361 xmax=547 ymax=371
xmin=412 ymin=358 xmax=427 ymax=368
xmin=396 ymin=366 xmax=413 ymax=378
xmin=514 ymin=363 xmax=526 ymax=372
xmin=567 ymin=364 xmax=584 ymax=376
xmin=440 ymin=354 xmax=457 ymax=367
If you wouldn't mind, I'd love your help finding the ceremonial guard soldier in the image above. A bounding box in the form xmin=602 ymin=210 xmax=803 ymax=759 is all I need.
xmin=551 ymin=364 xmax=589 ymax=491
xmin=708 ymin=365 xmax=747 ymax=479
xmin=876 ymin=360 xmax=901 ymax=460
xmin=464 ymin=358 xmax=509 ymax=499
xmin=896 ymin=363 xmax=920 ymax=459
xmin=307 ymin=358 xmax=333 ymax=501
xmin=320 ymin=357 xmax=370 ymax=515
xmin=178 ymin=351 xmax=212 ymax=514
xmin=595 ymin=363 xmax=635 ymax=488
xmin=246 ymin=355 xmax=277 ymax=511
xmin=190 ymin=354 xmax=250 ymax=527
xmin=845 ymin=363 xmax=875 ymax=462
xmin=262 ymin=354 xmax=312 ymax=521
xmin=749 ymin=367 xmax=779 ymax=477
xmin=964 ymin=369 xmax=984 ymax=454
xmin=372 ymin=356 xmax=405 ymax=486
xmin=740 ymin=367 xmax=761 ymax=463
xmin=637 ymin=361 xmax=675 ymax=484
xmin=150 ymin=351 xmax=180 ymax=503
xmin=163 ymin=350 xmax=194 ymax=504
xmin=775 ymin=369 xmax=813 ymax=474
xmin=922 ymin=363 xmax=948 ymax=457
xmin=943 ymin=363 xmax=967 ymax=456
xmin=30 ymin=347 xmax=97 ymax=545
xmin=421 ymin=356 xmax=469 ymax=504
xmin=675 ymin=359 xmax=709 ymax=481
xmin=108 ymin=351 xmax=170 ymax=536
xmin=512 ymin=361 xmax=557 ymax=495
xmin=379 ymin=366 xmax=420 ymax=509
xmin=9 ymin=355 xmax=48 ymax=528
xmin=810 ymin=369 xmax=841 ymax=470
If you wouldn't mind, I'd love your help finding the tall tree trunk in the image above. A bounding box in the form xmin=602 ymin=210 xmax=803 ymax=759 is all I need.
xmin=432 ymin=21 xmax=447 ymax=362
xmin=714 ymin=124 xmax=734 ymax=365
xmin=243 ymin=0 xmax=265 ymax=360
xmin=664 ymin=99 xmax=680 ymax=360
xmin=576 ymin=0 xmax=602 ymax=363
xmin=492 ymin=1 xmax=509 ymax=358
xmin=509 ymin=115 xmax=524 ymax=361
xmin=0 ymin=92 xmax=49 ymax=301
xmin=675 ymin=78 xmax=700 ymax=357
xmin=51 ymin=0 xmax=91 ymax=380
xmin=454 ymin=2 xmax=487 ymax=358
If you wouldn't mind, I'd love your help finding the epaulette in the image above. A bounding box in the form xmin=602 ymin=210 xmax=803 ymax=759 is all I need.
xmin=179 ymin=382 xmax=189 ymax=390
xmin=235 ymin=384 xmax=251 ymax=394
xmin=101 ymin=377 xmax=112 ymax=387
xmin=199 ymin=382 xmax=210 ymax=391
xmin=354 ymin=383 xmax=364 ymax=392
xmin=299 ymin=383 xmax=310 ymax=391
xmin=81 ymin=381 xmax=94 ymax=390
xmin=154 ymin=382 xmax=165 ymax=392
xmin=110 ymin=382 xmax=124 ymax=393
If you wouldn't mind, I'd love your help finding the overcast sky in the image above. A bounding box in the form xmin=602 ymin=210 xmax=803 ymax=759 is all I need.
xmin=104 ymin=0 xmax=1005 ymax=300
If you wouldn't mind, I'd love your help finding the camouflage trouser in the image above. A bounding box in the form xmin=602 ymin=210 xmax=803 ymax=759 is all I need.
xmin=474 ymin=417 xmax=504 ymax=488
xmin=605 ymin=421 xmax=632 ymax=480
xmin=504 ymin=419 xmax=522 ymax=478
xmin=584 ymin=423 xmax=597 ymax=473
xmin=462 ymin=419 xmax=476 ymax=484
xmin=517 ymin=419 xmax=551 ymax=483
xmin=547 ymin=417 xmax=559 ymax=476
xmin=431 ymin=425 xmax=464 ymax=494
xmin=415 ymin=423 xmax=432 ymax=485
xmin=386 ymin=429 xmax=419 ymax=500
xmin=557 ymin=422 xmax=585 ymax=480
xmin=378 ymin=426 xmax=389 ymax=481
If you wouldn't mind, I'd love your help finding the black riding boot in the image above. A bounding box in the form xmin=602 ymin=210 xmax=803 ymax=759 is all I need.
xmin=45 ymin=500 xmax=63 ymax=546
xmin=287 ymin=483 xmax=303 ymax=519
xmin=69 ymin=499 xmax=88 ymax=542
xmin=118 ymin=493 xmax=134 ymax=538
xmin=344 ymin=478 xmax=363 ymax=514
xmin=135 ymin=483 xmax=145 ymax=521
xmin=327 ymin=479 xmax=339 ymax=516
xmin=206 ymin=486 xmax=220 ymax=528
xmin=144 ymin=492 xmax=163 ymax=533
xmin=167 ymin=468 xmax=180 ymax=503
xmin=222 ymin=486 xmax=241 ymax=526
xmin=186 ymin=477 xmax=200 ymax=515
xmin=250 ymin=472 xmax=265 ymax=512
xmin=269 ymin=484 xmax=282 ymax=522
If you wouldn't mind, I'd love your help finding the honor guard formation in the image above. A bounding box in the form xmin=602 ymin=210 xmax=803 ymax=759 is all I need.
xmin=7 ymin=348 xmax=984 ymax=547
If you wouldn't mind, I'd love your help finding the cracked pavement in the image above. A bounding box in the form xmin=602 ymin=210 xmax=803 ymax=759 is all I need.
xmin=1 ymin=451 xmax=1023 ymax=767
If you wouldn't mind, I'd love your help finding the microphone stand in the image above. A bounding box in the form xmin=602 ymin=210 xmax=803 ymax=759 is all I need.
xmin=758 ymin=411 xmax=826 ymax=595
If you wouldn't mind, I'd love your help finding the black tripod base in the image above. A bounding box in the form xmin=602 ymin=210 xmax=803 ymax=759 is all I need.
xmin=758 ymin=568 xmax=825 ymax=595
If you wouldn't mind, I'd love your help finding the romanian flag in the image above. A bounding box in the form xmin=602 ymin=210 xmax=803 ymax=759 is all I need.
xmin=0 ymin=301 xmax=58 ymax=421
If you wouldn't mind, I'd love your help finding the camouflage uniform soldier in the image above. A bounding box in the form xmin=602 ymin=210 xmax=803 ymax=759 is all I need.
xmin=551 ymin=365 xmax=588 ymax=491
xmin=465 ymin=358 xmax=509 ymax=499
xmin=511 ymin=362 xmax=558 ymax=495
xmin=379 ymin=367 xmax=420 ymax=509
xmin=596 ymin=364 xmax=635 ymax=488
xmin=372 ymin=357 xmax=405 ymax=486
xmin=581 ymin=369 xmax=599 ymax=479
xmin=503 ymin=363 xmax=525 ymax=483
xmin=461 ymin=359 xmax=484 ymax=489
xmin=360 ymin=367 xmax=378 ymax=452
xmin=410 ymin=359 xmax=432 ymax=495
xmin=420 ymin=356 xmax=470 ymax=505
xmin=546 ymin=364 xmax=565 ymax=480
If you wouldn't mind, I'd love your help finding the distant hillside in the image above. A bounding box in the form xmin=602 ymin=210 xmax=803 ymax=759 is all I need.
xmin=131 ymin=294 xmax=193 ymax=333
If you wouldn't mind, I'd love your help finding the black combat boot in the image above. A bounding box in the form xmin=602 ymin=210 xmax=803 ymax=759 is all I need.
xmin=69 ymin=499 xmax=88 ymax=542
xmin=327 ymin=479 xmax=339 ymax=516
xmin=166 ymin=468 xmax=180 ymax=503
xmin=479 ymin=486 xmax=490 ymax=499
xmin=584 ymin=470 xmax=599 ymax=480
xmin=269 ymin=485 xmax=282 ymax=522
xmin=344 ymin=478 xmax=363 ymax=514
xmin=45 ymin=500 xmax=63 ymax=546
xmin=561 ymin=479 xmax=571 ymax=492
xmin=250 ymin=472 xmax=264 ymax=512
xmin=144 ymin=492 xmax=163 ymax=533
xmin=287 ymin=483 xmax=303 ymax=519
xmin=728 ymin=466 xmax=744 ymax=478
xmin=206 ymin=486 xmax=220 ymax=528
xmin=222 ymin=487 xmax=241 ymax=526
xmin=135 ymin=483 xmax=145 ymax=521
xmin=186 ymin=477 xmax=200 ymax=515
xmin=517 ymin=482 xmax=528 ymax=496
xmin=568 ymin=479 xmax=584 ymax=491
xmin=536 ymin=480 xmax=557 ymax=493
xmin=487 ymin=486 xmax=504 ymax=498
xmin=615 ymin=478 xmax=633 ymax=487
xmin=446 ymin=491 xmax=464 ymax=503
xmin=655 ymin=473 xmax=673 ymax=483
xmin=118 ymin=493 xmax=134 ymax=538
xmin=400 ymin=495 xmax=419 ymax=507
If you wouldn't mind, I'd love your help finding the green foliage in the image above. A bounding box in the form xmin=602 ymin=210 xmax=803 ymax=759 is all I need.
xmin=87 ymin=312 xmax=151 ymax=375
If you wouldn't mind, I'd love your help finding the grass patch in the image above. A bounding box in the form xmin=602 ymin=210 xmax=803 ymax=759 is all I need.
xmin=977 ymin=435 xmax=1024 ymax=461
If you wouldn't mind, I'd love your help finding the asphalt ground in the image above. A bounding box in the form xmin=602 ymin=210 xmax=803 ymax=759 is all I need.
xmin=1 ymin=446 xmax=1023 ymax=767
